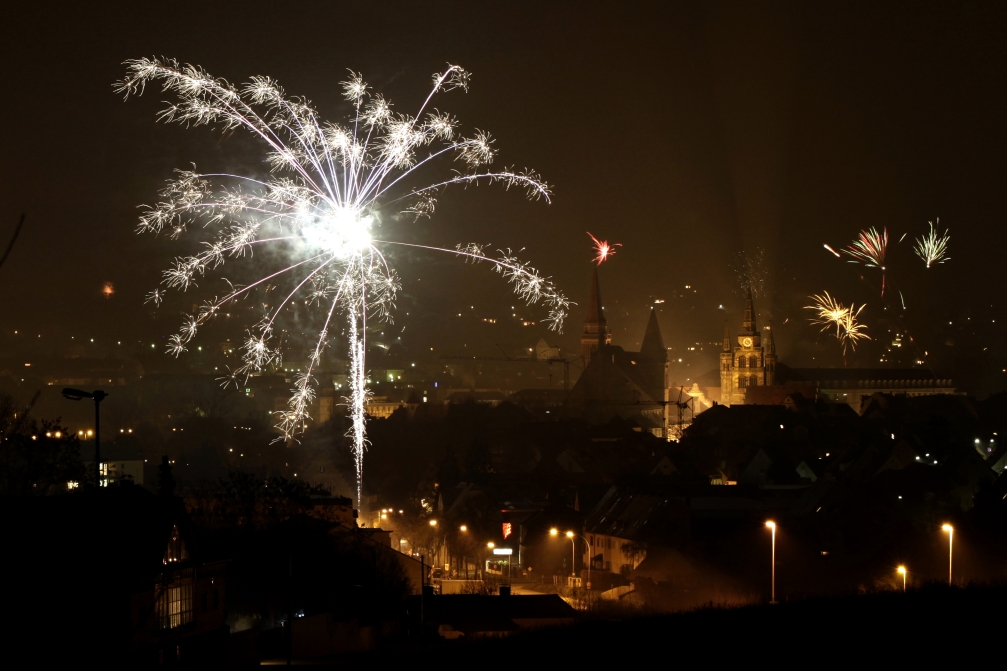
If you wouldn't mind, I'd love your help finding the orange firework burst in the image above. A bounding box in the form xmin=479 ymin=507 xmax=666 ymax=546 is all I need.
xmin=587 ymin=232 xmax=621 ymax=265
xmin=102 ymin=282 xmax=115 ymax=298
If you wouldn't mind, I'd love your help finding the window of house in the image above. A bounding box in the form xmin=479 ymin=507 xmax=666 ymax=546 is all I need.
xmin=739 ymin=377 xmax=748 ymax=388
xmin=157 ymin=580 xmax=193 ymax=630
xmin=749 ymin=356 xmax=758 ymax=368
xmin=750 ymin=375 xmax=759 ymax=387
xmin=738 ymin=357 xmax=747 ymax=368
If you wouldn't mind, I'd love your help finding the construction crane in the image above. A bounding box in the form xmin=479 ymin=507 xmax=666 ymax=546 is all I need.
xmin=668 ymin=386 xmax=695 ymax=441
xmin=440 ymin=349 xmax=580 ymax=391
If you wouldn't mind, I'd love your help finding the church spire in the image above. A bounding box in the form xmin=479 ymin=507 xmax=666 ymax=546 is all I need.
xmin=581 ymin=267 xmax=610 ymax=366
xmin=723 ymin=322 xmax=731 ymax=352
xmin=742 ymin=285 xmax=757 ymax=335
xmin=585 ymin=266 xmax=606 ymax=328
xmin=640 ymin=307 xmax=667 ymax=362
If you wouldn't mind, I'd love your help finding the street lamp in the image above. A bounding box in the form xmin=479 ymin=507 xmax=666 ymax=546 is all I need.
xmin=565 ymin=531 xmax=593 ymax=589
xmin=897 ymin=566 xmax=907 ymax=592
xmin=62 ymin=388 xmax=107 ymax=489
xmin=765 ymin=521 xmax=778 ymax=604
xmin=941 ymin=524 xmax=953 ymax=586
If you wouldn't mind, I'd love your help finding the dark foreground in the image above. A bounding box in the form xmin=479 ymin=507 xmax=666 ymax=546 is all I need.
xmin=280 ymin=583 xmax=1001 ymax=667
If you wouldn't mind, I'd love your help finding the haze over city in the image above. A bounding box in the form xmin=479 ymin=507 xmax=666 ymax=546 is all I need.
xmin=2 ymin=1 xmax=1007 ymax=665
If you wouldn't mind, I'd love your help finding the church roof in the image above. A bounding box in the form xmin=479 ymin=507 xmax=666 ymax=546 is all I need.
xmin=640 ymin=308 xmax=667 ymax=362
xmin=565 ymin=345 xmax=663 ymax=423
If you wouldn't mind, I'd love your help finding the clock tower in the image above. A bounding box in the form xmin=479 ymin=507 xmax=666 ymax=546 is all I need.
xmin=720 ymin=287 xmax=776 ymax=406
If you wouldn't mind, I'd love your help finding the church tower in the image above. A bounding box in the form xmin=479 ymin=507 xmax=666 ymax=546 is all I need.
xmin=720 ymin=322 xmax=733 ymax=403
xmin=723 ymin=287 xmax=770 ymax=405
xmin=764 ymin=322 xmax=777 ymax=386
xmin=581 ymin=267 xmax=611 ymax=367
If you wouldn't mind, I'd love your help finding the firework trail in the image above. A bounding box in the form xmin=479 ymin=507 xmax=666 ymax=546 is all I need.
xmin=804 ymin=292 xmax=870 ymax=355
xmin=587 ymin=232 xmax=620 ymax=265
xmin=914 ymin=219 xmax=950 ymax=268
xmin=117 ymin=58 xmax=567 ymax=502
xmin=842 ymin=227 xmax=888 ymax=295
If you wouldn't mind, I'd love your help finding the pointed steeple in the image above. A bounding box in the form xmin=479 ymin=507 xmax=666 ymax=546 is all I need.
xmin=723 ymin=322 xmax=731 ymax=352
xmin=640 ymin=307 xmax=667 ymax=362
xmin=581 ymin=267 xmax=611 ymax=366
xmin=742 ymin=286 xmax=757 ymax=335
xmin=585 ymin=266 xmax=607 ymax=328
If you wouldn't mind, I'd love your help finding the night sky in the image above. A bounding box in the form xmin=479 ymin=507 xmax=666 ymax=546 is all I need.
xmin=4 ymin=2 xmax=1007 ymax=394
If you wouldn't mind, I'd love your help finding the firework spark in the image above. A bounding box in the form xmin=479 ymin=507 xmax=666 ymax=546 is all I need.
xmin=587 ymin=232 xmax=620 ymax=265
xmin=841 ymin=227 xmax=888 ymax=295
xmin=734 ymin=247 xmax=768 ymax=298
xmin=805 ymin=291 xmax=847 ymax=337
xmin=102 ymin=282 xmax=114 ymax=298
xmin=823 ymin=244 xmax=841 ymax=258
xmin=805 ymin=291 xmax=870 ymax=354
xmin=914 ymin=219 xmax=950 ymax=268
xmin=117 ymin=58 xmax=566 ymax=502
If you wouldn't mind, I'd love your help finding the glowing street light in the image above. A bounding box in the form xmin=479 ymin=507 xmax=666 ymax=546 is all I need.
xmin=565 ymin=530 xmax=593 ymax=588
xmin=941 ymin=524 xmax=953 ymax=586
xmin=765 ymin=521 xmax=778 ymax=604
xmin=897 ymin=566 xmax=907 ymax=592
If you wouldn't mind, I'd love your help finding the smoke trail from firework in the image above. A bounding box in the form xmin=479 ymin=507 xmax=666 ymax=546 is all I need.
xmin=842 ymin=227 xmax=888 ymax=295
xmin=587 ymin=232 xmax=620 ymax=265
xmin=117 ymin=58 xmax=567 ymax=502
xmin=805 ymin=291 xmax=870 ymax=354
xmin=914 ymin=219 xmax=950 ymax=268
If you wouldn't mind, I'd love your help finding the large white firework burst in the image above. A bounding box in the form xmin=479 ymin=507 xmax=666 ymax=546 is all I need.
xmin=116 ymin=58 xmax=568 ymax=502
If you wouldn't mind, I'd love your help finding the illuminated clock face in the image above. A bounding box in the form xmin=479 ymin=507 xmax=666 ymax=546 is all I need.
xmin=742 ymin=337 xmax=753 ymax=347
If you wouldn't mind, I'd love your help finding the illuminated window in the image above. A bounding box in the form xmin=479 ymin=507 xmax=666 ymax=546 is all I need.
xmin=157 ymin=579 xmax=193 ymax=629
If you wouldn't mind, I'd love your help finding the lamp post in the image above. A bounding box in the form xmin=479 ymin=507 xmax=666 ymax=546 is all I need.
xmin=62 ymin=388 xmax=107 ymax=489
xmin=428 ymin=518 xmax=441 ymax=569
xmin=941 ymin=524 xmax=953 ymax=586
xmin=565 ymin=531 xmax=593 ymax=589
xmin=765 ymin=521 xmax=778 ymax=604
xmin=897 ymin=566 xmax=907 ymax=592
